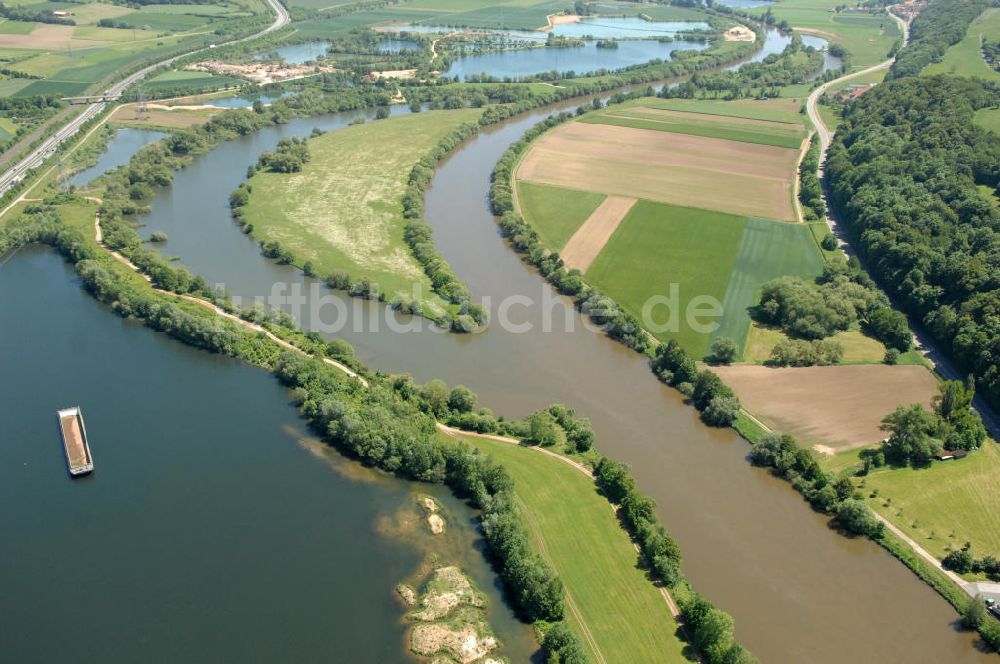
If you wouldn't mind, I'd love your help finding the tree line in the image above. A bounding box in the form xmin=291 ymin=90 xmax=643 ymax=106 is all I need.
xmin=826 ymin=74 xmax=1000 ymax=410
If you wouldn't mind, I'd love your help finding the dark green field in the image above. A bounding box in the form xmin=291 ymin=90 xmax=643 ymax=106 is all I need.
xmin=584 ymin=200 xmax=823 ymax=357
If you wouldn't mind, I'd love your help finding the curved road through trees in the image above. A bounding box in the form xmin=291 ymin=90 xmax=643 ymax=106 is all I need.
xmin=0 ymin=0 xmax=290 ymax=197
xmin=805 ymin=9 xmax=1000 ymax=439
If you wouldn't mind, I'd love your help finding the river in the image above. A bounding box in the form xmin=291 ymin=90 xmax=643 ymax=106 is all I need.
xmin=37 ymin=32 xmax=991 ymax=662
xmin=0 ymin=247 xmax=536 ymax=661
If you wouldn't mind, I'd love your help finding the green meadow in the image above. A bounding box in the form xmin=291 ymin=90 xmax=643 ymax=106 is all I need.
xmin=824 ymin=442 xmax=1000 ymax=570
xmin=578 ymin=107 xmax=806 ymax=148
xmin=581 ymin=200 xmax=822 ymax=358
xmin=460 ymin=433 xmax=688 ymax=664
xmin=923 ymin=8 xmax=1000 ymax=83
xmin=769 ymin=0 xmax=900 ymax=69
xmin=516 ymin=181 xmax=605 ymax=251
xmin=974 ymin=107 xmax=1000 ymax=134
xmin=242 ymin=109 xmax=482 ymax=317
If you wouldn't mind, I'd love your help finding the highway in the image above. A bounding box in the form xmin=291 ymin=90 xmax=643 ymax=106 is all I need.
xmin=0 ymin=0 xmax=289 ymax=196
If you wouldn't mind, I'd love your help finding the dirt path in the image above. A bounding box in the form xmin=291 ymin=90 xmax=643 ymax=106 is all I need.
xmin=792 ymin=135 xmax=810 ymax=223
xmin=92 ymin=211 xmax=368 ymax=387
xmin=560 ymin=195 xmax=636 ymax=272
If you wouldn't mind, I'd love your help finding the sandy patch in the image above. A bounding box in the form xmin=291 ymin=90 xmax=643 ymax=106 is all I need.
xmin=542 ymin=13 xmax=582 ymax=31
xmin=411 ymin=619 xmax=498 ymax=664
xmin=711 ymin=364 xmax=939 ymax=450
xmin=725 ymin=25 xmax=756 ymax=42
xmin=368 ymin=69 xmax=416 ymax=79
xmin=560 ymin=195 xmax=636 ymax=271
xmin=517 ymin=122 xmax=800 ymax=221
xmin=411 ymin=566 xmax=483 ymax=621
xmin=0 ymin=23 xmax=107 ymax=49
xmin=187 ymin=60 xmax=336 ymax=84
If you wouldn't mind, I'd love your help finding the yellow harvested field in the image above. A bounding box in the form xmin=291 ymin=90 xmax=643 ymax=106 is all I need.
xmin=711 ymin=364 xmax=940 ymax=450
xmin=516 ymin=123 xmax=800 ymax=221
xmin=560 ymin=195 xmax=635 ymax=271
xmin=0 ymin=24 xmax=107 ymax=50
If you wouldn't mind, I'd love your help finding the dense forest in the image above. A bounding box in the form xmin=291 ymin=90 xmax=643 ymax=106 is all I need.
xmin=826 ymin=75 xmax=1000 ymax=409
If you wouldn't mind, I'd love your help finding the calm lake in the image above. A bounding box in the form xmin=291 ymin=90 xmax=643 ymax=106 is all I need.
xmin=0 ymin=247 xmax=536 ymax=662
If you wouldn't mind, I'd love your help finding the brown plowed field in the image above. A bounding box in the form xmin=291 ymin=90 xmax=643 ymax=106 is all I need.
xmin=560 ymin=195 xmax=636 ymax=271
xmin=516 ymin=122 xmax=799 ymax=221
xmin=711 ymin=364 xmax=940 ymax=450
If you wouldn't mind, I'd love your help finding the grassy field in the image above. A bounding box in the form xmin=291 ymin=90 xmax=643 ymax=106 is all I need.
xmin=458 ymin=433 xmax=687 ymax=664
xmin=743 ymin=322 xmax=883 ymax=364
xmin=635 ymin=96 xmax=807 ymax=124
xmin=143 ymin=69 xmax=242 ymax=94
xmin=710 ymin=217 xmax=824 ymax=349
xmin=242 ymin=109 xmax=482 ymax=317
xmin=580 ymin=200 xmax=822 ymax=357
xmin=923 ymin=8 xmax=1000 ymax=82
xmin=770 ymin=0 xmax=900 ymax=70
xmin=825 ymin=442 xmax=1000 ymax=568
xmin=515 ymin=181 xmax=605 ymax=251
xmin=579 ymin=98 xmax=807 ymax=149
xmin=975 ymin=107 xmax=1000 ymax=134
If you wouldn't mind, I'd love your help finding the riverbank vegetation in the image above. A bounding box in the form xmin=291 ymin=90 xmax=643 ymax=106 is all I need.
xmin=231 ymin=109 xmax=483 ymax=326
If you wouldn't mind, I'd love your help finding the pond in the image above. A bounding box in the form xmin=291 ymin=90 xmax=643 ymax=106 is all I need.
xmin=378 ymin=37 xmax=422 ymax=53
xmin=67 ymin=128 xmax=167 ymax=188
xmin=0 ymin=246 xmax=536 ymax=662
xmin=444 ymin=38 xmax=708 ymax=80
xmin=256 ymin=40 xmax=332 ymax=65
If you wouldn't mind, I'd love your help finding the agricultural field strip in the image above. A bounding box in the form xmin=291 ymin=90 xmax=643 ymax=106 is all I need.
xmin=709 ymin=218 xmax=824 ymax=351
xmin=580 ymin=106 xmax=806 ymax=148
xmin=559 ymin=195 xmax=635 ymax=272
xmin=516 ymin=122 xmax=800 ymax=221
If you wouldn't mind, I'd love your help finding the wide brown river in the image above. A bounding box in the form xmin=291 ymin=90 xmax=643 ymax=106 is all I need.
xmin=68 ymin=79 xmax=992 ymax=661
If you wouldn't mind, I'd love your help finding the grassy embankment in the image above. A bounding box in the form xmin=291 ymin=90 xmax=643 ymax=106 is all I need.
xmin=923 ymin=7 xmax=1000 ymax=83
xmin=240 ymin=109 xmax=482 ymax=319
xmin=454 ymin=431 xmax=688 ymax=664
xmin=822 ymin=442 xmax=1000 ymax=570
xmin=515 ymin=96 xmax=822 ymax=358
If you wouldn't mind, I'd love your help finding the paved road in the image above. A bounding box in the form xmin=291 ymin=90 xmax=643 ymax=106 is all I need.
xmin=0 ymin=0 xmax=289 ymax=197
xmin=805 ymin=9 xmax=1000 ymax=439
